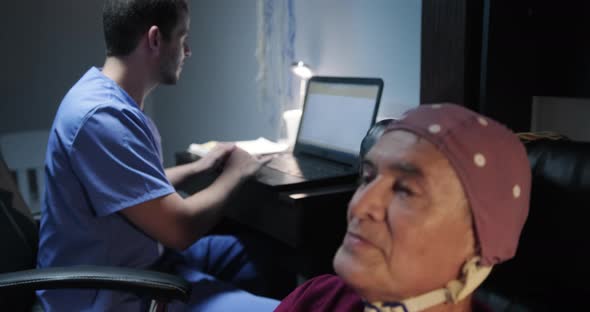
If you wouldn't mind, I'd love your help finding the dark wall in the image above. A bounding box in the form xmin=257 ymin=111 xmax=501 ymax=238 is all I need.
xmin=420 ymin=0 xmax=483 ymax=111
xmin=479 ymin=0 xmax=533 ymax=132
xmin=421 ymin=0 xmax=590 ymax=132
xmin=531 ymin=1 xmax=590 ymax=97
xmin=0 ymin=1 xmax=105 ymax=135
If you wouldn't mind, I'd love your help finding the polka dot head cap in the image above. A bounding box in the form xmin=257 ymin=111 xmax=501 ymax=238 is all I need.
xmin=385 ymin=103 xmax=531 ymax=266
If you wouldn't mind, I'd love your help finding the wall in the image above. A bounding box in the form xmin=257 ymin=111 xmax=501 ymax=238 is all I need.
xmin=153 ymin=0 xmax=422 ymax=165
xmin=153 ymin=0 xmax=265 ymax=166
xmin=1 ymin=1 xmax=422 ymax=167
xmin=532 ymin=97 xmax=590 ymax=142
xmin=0 ymin=0 xmax=106 ymax=134
xmin=294 ymin=0 xmax=422 ymax=119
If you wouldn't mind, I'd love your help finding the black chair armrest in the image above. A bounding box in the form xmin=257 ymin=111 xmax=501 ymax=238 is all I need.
xmin=0 ymin=265 xmax=191 ymax=303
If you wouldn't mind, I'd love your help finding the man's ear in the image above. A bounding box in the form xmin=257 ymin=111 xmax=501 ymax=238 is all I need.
xmin=147 ymin=26 xmax=161 ymax=53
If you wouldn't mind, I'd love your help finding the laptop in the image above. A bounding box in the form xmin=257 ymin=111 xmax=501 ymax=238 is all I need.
xmin=256 ymin=76 xmax=383 ymax=190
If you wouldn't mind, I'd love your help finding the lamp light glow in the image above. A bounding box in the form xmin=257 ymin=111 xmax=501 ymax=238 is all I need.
xmin=291 ymin=61 xmax=313 ymax=79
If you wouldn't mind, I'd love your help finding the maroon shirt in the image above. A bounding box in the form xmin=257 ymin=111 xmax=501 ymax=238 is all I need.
xmin=275 ymin=274 xmax=494 ymax=312
xmin=275 ymin=274 xmax=363 ymax=312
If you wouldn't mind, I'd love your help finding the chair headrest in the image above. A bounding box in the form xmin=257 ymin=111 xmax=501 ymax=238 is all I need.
xmin=482 ymin=139 xmax=590 ymax=309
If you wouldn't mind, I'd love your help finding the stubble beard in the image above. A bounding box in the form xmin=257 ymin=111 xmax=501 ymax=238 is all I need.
xmin=159 ymin=65 xmax=180 ymax=85
xmin=159 ymin=51 xmax=181 ymax=85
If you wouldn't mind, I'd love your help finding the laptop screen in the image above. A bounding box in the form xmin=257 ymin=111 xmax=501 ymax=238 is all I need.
xmin=296 ymin=77 xmax=383 ymax=163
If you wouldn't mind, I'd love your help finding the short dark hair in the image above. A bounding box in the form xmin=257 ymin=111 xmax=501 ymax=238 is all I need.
xmin=360 ymin=118 xmax=396 ymax=158
xmin=103 ymin=0 xmax=188 ymax=56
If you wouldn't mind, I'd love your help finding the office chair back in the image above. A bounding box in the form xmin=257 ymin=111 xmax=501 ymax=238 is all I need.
xmin=482 ymin=138 xmax=590 ymax=310
xmin=0 ymin=130 xmax=50 ymax=216
xmin=0 ymin=154 xmax=39 ymax=310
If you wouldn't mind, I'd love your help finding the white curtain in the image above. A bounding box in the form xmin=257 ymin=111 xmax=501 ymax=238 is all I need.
xmin=255 ymin=0 xmax=296 ymax=131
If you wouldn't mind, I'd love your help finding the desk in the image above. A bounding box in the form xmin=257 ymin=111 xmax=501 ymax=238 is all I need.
xmin=175 ymin=151 xmax=356 ymax=278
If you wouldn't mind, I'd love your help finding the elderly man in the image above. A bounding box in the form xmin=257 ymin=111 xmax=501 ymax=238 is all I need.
xmin=275 ymin=104 xmax=531 ymax=312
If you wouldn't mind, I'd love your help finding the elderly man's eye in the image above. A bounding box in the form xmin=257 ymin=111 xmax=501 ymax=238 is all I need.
xmin=359 ymin=172 xmax=374 ymax=185
xmin=393 ymin=181 xmax=414 ymax=196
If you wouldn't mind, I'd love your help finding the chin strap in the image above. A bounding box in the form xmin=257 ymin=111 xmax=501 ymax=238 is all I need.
xmin=364 ymin=257 xmax=493 ymax=312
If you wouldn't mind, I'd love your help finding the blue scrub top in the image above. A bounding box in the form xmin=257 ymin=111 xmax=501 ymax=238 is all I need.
xmin=37 ymin=67 xmax=175 ymax=311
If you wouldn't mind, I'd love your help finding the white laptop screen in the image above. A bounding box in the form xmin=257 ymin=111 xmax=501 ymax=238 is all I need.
xmin=297 ymin=80 xmax=381 ymax=155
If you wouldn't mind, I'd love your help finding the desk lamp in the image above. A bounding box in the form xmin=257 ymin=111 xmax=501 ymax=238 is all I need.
xmin=290 ymin=61 xmax=313 ymax=106
xmin=282 ymin=61 xmax=313 ymax=146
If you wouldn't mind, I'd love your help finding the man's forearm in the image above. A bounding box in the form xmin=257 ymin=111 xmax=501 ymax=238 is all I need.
xmin=165 ymin=161 xmax=205 ymax=186
xmin=121 ymin=169 xmax=246 ymax=252
xmin=173 ymin=170 xmax=245 ymax=248
xmin=122 ymin=148 xmax=260 ymax=251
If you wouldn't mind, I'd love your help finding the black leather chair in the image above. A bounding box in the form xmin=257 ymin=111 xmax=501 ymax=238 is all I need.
xmin=481 ymin=138 xmax=590 ymax=310
xmin=0 ymin=154 xmax=191 ymax=311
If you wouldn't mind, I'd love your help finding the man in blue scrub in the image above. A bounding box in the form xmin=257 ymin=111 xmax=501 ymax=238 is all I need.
xmin=37 ymin=0 xmax=279 ymax=311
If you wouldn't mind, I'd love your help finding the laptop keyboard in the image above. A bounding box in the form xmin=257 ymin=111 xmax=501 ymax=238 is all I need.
xmin=266 ymin=153 xmax=351 ymax=178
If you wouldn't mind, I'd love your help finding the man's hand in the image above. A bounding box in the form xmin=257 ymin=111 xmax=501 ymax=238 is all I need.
xmin=195 ymin=143 xmax=236 ymax=174
xmin=165 ymin=143 xmax=235 ymax=186
xmin=221 ymin=147 xmax=272 ymax=181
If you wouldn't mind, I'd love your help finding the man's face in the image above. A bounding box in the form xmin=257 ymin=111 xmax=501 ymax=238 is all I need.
xmin=159 ymin=11 xmax=191 ymax=84
xmin=333 ymin=130 xmax=476 ymax=302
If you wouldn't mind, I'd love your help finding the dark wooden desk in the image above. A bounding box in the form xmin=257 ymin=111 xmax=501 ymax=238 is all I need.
xmin=175 ymin=151 xmax=356 ymax=278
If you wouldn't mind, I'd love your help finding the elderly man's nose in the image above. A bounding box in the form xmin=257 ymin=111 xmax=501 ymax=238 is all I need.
xmin=349 ymin=180 xmax=388 ymax=221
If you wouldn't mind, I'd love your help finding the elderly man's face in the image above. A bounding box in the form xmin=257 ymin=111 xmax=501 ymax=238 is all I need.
xmin=334 ymin=130 xmax=476 ymax=302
